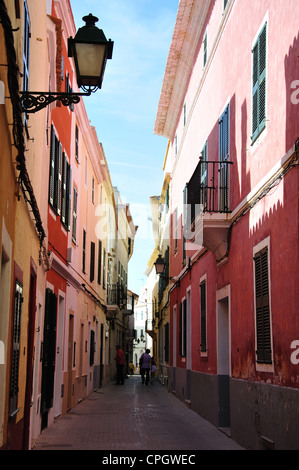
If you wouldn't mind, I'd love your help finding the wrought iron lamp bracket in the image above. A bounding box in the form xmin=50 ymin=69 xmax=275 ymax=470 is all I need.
xmin=20 ymin=89 xmax=93 ymax=113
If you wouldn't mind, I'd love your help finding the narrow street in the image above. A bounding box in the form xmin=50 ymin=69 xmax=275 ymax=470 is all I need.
xmin=33 ymin=375 xmax=244 ymax=451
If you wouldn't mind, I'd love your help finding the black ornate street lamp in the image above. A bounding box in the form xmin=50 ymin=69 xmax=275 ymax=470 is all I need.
xmin=154 ymin=254 xmax=166 ymax=275
xmin=20 ymin=14 xmax=113 ymax=113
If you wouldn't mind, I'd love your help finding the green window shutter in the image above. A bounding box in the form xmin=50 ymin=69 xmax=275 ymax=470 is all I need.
xmin=252 ymin=23 xmax=267 ymax=142
xmin=254 ymin=247 xmax=272 ymax=363
xmin=200 ymin=281 xmax=207 ymax=352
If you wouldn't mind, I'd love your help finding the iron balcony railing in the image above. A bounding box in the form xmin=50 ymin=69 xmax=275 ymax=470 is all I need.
xmin=197 ymin=159 xmax=233 ymax=214
xmin=107 ymin=284 xmax=127 ymax=310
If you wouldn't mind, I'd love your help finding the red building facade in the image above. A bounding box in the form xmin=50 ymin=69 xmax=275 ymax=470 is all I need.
xmin=155 ymin=0 xmax=299 ymax=449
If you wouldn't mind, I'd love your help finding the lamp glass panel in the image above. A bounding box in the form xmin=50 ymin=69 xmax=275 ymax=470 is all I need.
xmin=75 ymin=43 xmax=106 ymax=77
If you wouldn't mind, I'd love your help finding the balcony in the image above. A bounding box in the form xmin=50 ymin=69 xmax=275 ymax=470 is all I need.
xmin=186 ymin=159 xmax=233 ymax=262
xmin=106 ymin=284 xmax=127 ymax=319
xmin=145 ymin=319 xmax=156 ymax=339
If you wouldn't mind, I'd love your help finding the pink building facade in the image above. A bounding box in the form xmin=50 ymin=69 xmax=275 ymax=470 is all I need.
xmin=155 ymin=0 xmax=299 ymax=449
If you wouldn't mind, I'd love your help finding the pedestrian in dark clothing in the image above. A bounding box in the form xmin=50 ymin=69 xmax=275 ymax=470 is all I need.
xmin=140 ymin=349 xmax=151 ymax=385
xmin=115 ymin=345 xmax=125 ymax=384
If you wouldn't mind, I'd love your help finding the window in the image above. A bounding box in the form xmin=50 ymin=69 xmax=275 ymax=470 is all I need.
xmin=103 ymin=248 xmax=106 ymax=288
xmin=254 ymin=245 xmax=272 ymax=364
xmin=179 ymin=299 xmax=186 ymax=357
xmin=72 ymin=187 xmax=78 ymax=242
xmin=182 ymin=185 xmax=187 ymax=266
xmin=49 ymin=125 xmax=62 ymax=215
xmin=174 ymin=208 xmax=178 ymax=253
xmin=9 ymin=281 xmax=23 ymax=416
xmin=200 ymin=141 xmax=208 ymax=210
xmin=82 ymin=229 xmax=86 ymax=273
xmin=200 ymin=280 xmax=207 ymax=352
xmin=252 ymin=23 xmax=267 ymax=143
xmin=203 ymin=30 xmax=207 ymax=67
xmin=183 ymin=102 xmax=187 ymax=126
xmin=75 ymin=124 xmax=79 ymax=161
xmin=92 ymin=176 xmax=95 ymax=204
xmin=219 ymin=105 xmax=230 ymax=212
xmin=61 ymin=153 xmax=72 ymax=230
xmin=97 ymin=240 xmax=102 ymax=284
xmin=90 ymin=241 xmax=95 ymax=282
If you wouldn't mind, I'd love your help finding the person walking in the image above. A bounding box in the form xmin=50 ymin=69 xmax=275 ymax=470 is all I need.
xmin=115 ymin=345 xmax=125 ymax=384
xmin=140 ymin=349 xmax=151 ymax=385
xmin=151 ymin=357 xmax=156 ymax=384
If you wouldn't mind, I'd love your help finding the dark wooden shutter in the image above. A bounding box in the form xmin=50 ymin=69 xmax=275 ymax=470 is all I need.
xmin=9 ymin=282 xmax=23 ymax=416
xmin=82 ymin=229 xmax=86 ymax=273
xmin=200 ymin=280 xmax=207 ymax=352
xmin=72 ymin=187 xmax=77 ymax=242
xmin=56 ymin=141 xmax=62 ymax=215
xmin=179 ymin=302 xmax=183 ymax=356
xmin=67 ymin=164 xmax=72 ymax=231
xmin=252 ymin=23 xmax=267 ymax=142
xmin=164 ymin=322 xmax=169 ymax=363
xmin=254 ymin=247 xmax=272 ymax=363
xmin=61 ymin=153 xmax=67 ymax=225
xmin=183 ymin=185 xmax=187 ymax=266
xmin=90 ymin=330 xmax=95 ymax=366
xmin=41 ymin=289 xmax=57 ymax=412
xmin=97 ymin=240 xmax=102 ymax=284
xmin=90 ymin=241 xmax=95 ymax=282
xmin=49 ymin=125 xmax=56 ymax=207
xmin=219 ymin=105 xmax=229 ymax=212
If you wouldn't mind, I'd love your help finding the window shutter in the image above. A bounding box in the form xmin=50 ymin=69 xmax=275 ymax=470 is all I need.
xmin=219 ymin=105 xmax=230 ymax=212
xmin=41 ymin=289 xmax=57 ymax=412
xmin=67 ymin=164 xmax=72 ymax=231
xmin=9 ymin=282 xmax=23 ymax=416
xmin=49 ymin=125 xmax=56 ymax=207
xmin=179 ymin=302 xmax=183 ymax=356
xmin=90 ymin=330 xmax=95 ymax=366
xmin=183 ymin=185 xmax=187 ymax=265
xmin=72 ymin=187 xmax=77 ymax=242
xmin=254 ymin=247 xmax=272 ymax=363
xmin=61 ymin=153 xmax=67 ymax=224
xmin=97 ymin=240 xmax=102 ymax=284
xmin=200 ymin=281 xmax=207 ymax=352
xmin=56 ymin=141 xmax=62 ymax=215
xmin=90 ymin=241 xmax=95 ymax=282
xmin=252 ymin=23 xmax=267 ymax=142
xmin=82 ymin=229 xmax=86 ymax=273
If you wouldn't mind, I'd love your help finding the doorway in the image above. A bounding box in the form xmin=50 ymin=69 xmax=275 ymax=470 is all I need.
xmin=67 ymin=314 xmax=74 ymax=410
xmin=217 ymin=289 xmax=230 ymax=428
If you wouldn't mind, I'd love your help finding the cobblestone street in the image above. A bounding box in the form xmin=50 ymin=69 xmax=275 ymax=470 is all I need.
xmin=33 ymin=375 xmax=244 ymax=451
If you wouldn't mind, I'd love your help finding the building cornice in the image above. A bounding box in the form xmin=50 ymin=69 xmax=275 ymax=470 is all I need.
xmin=154 ymin=0 xmax=211 ymax=140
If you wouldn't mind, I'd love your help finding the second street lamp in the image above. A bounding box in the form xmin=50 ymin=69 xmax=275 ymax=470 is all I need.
xmin=20 ymin=14 xmax=113 ymax=113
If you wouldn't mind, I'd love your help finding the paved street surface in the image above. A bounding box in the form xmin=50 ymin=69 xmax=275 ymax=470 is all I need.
xmin=33 ymin=375 xmax=244 ymax=451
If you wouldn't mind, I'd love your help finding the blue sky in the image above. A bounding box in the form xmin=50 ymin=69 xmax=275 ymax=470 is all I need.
xmin=70 ymin=0 xmax=178 ymax=295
